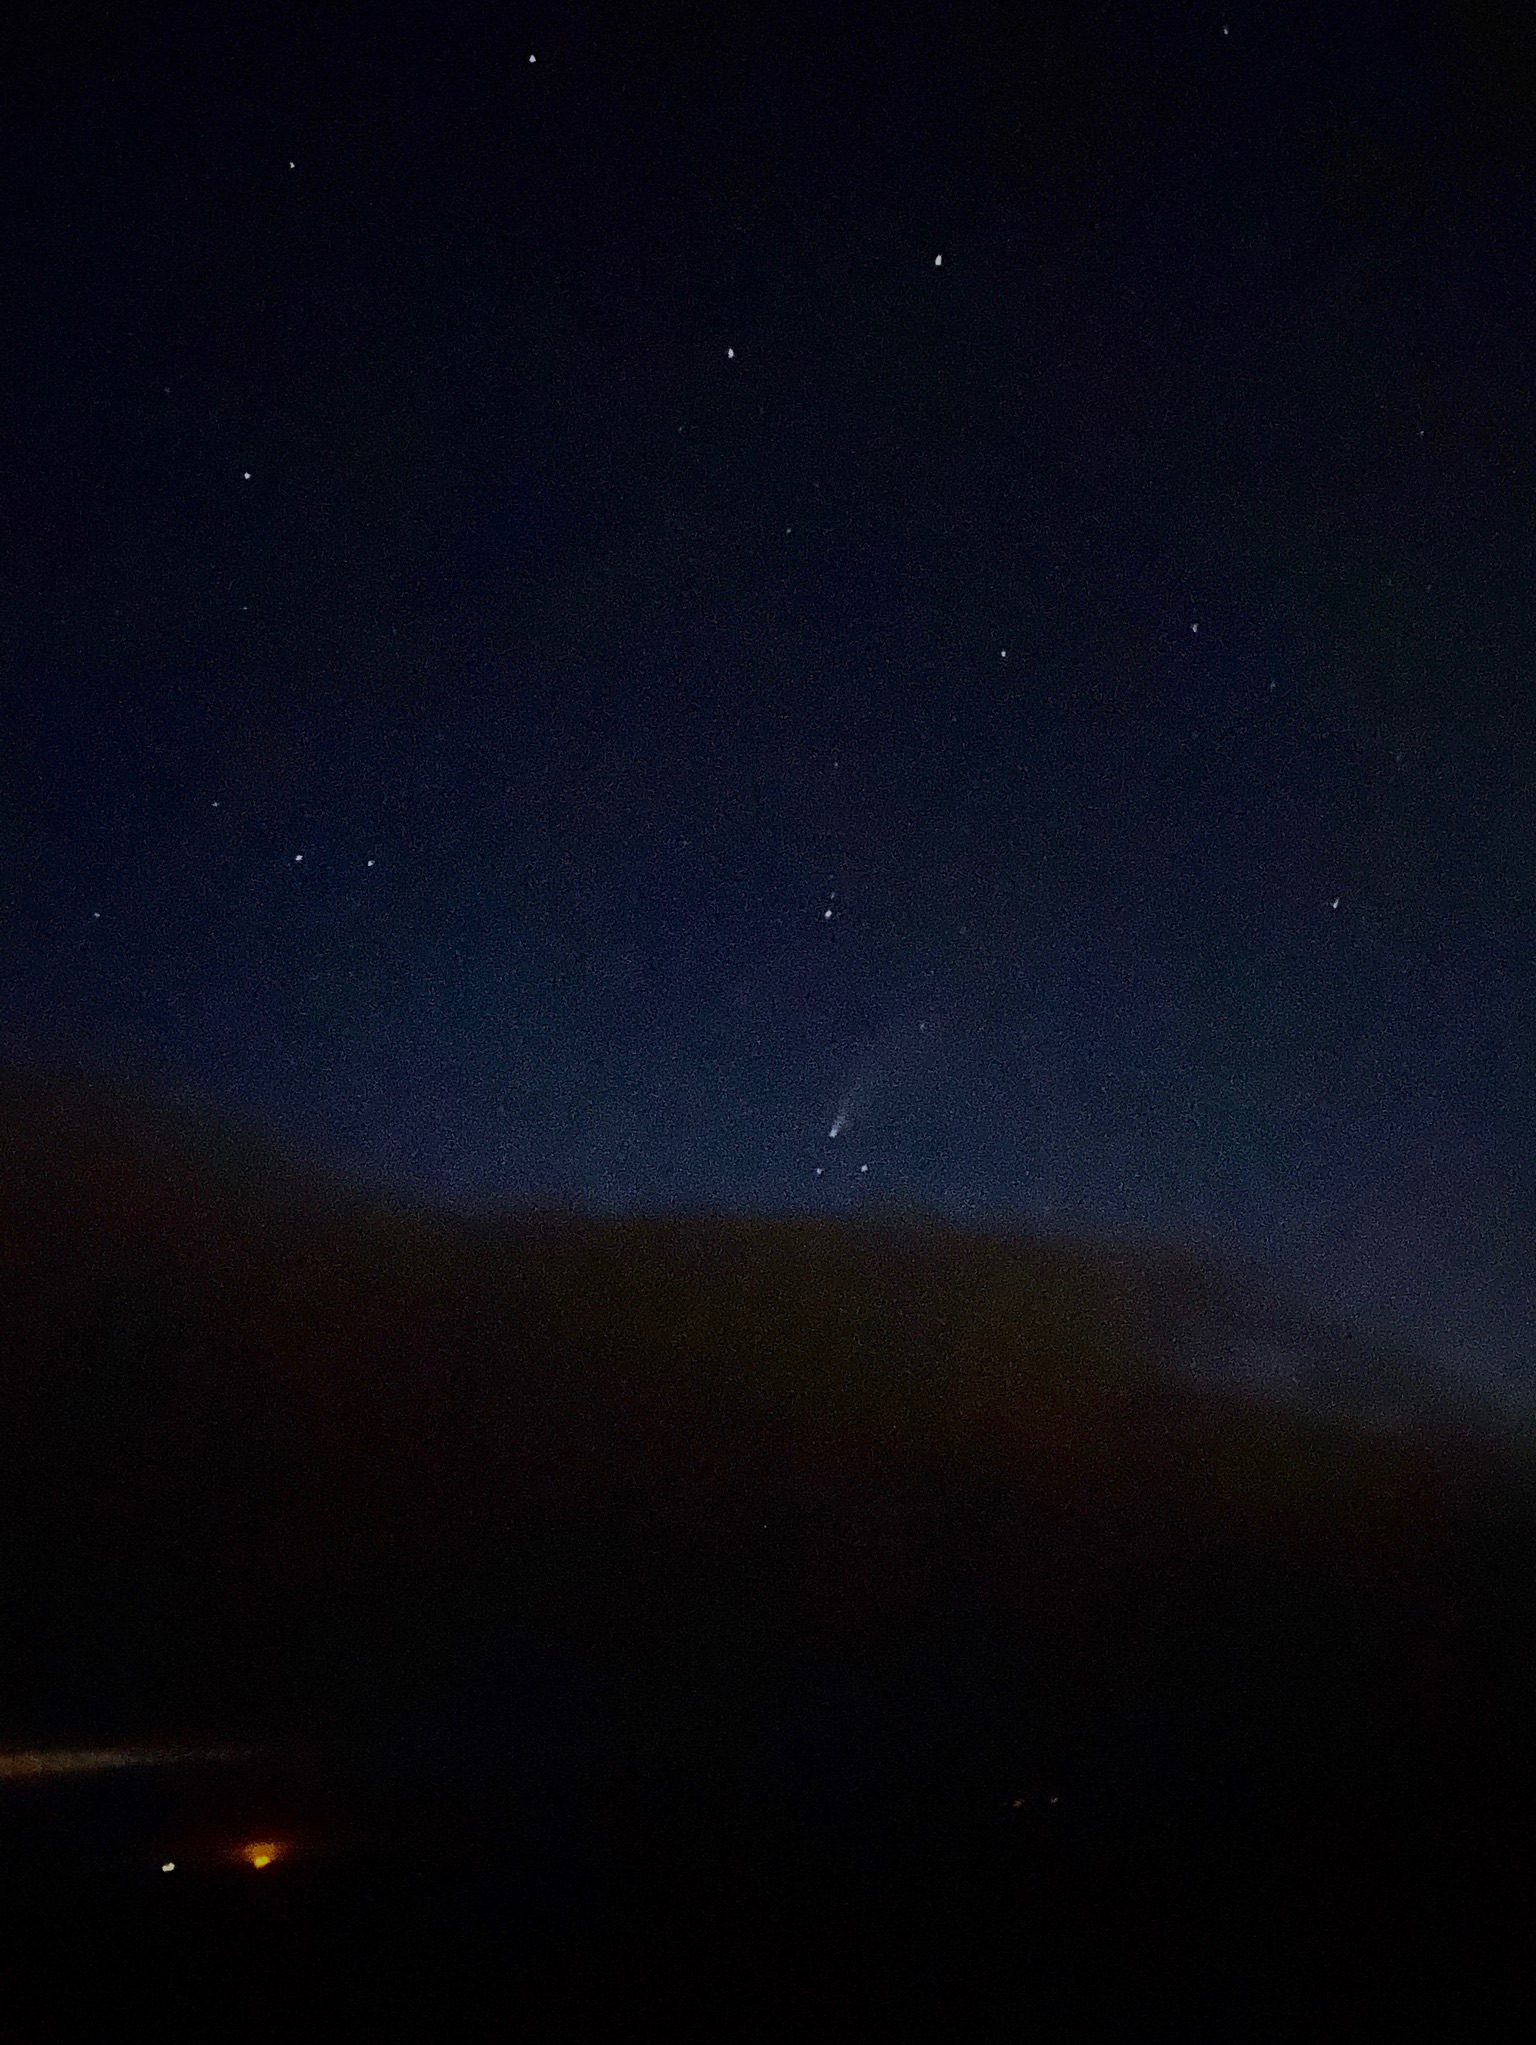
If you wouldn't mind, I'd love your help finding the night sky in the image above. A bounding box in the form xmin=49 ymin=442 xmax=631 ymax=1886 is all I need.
xmin=5 ymin=1 xmax=1536 ymax=1399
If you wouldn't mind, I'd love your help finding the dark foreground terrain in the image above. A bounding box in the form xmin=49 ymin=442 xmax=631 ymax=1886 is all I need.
xmin=3 ymin=1055 xmax=1536 ymax=2037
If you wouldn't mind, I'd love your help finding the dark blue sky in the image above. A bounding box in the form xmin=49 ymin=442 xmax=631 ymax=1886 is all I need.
xmin=5 ymin=0 xmax=1536 ymax=1395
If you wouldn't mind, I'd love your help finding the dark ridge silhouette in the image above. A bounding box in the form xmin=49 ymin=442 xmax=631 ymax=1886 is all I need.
xmin=2 ymin=1049 xmax=1535 ymax=2034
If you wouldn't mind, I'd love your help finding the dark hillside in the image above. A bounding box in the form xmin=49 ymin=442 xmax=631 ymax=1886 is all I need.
xmin=2 ymin=1057 xmax=1534 ymax=2033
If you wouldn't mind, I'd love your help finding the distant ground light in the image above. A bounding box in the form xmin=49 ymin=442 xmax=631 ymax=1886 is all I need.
xmin=0 ymin=1745 xmax=263 ymax=1781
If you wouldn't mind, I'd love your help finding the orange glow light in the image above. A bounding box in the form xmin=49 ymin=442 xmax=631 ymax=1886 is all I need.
xmin=242 ymin=1841 xmax=281 ymax=1869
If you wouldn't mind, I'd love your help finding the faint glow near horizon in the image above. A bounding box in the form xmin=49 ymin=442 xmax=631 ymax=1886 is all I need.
xmin=0 ymin=1744 xmax=262 ymax=1780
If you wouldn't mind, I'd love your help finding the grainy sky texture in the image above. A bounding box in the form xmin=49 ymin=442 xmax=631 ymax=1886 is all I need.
xmin=5 ymin=1 xmax=1536 ymax=1396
